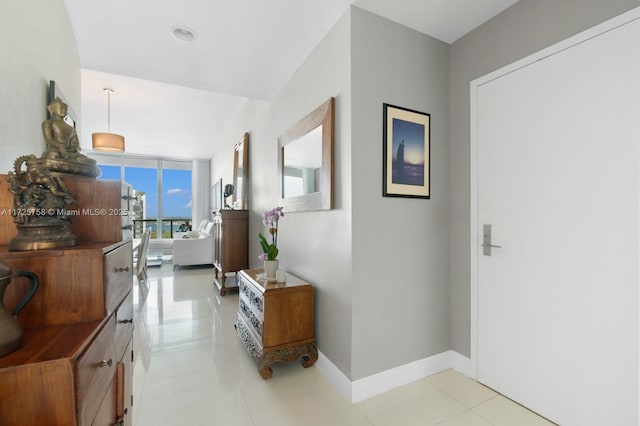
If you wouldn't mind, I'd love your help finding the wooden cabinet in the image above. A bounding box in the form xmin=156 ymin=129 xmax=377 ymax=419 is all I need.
xmin=234 ymin=269 xmax=318 ymax=379
xmin=0 ymin=241 xmax=134 ymax=425
xmin=0 ymin=175 xmax=135 ymax=426
xmin=213 ymin=209 xmax=248 ymax=295
xmin=0 ymin=175 xmax=129 ymax=245
xmin=117 ymin=340 xmax=134 ymax=426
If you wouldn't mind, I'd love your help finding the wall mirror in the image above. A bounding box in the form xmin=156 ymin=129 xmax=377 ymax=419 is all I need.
xmin=279 ymin=97 xmax=334 ymax=212
xmin=232 ymin=132 xmax=249 ymax=210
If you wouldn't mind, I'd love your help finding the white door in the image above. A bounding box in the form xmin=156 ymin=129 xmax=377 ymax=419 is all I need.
xmin=475 ymin=16 xmax=639 ymax=426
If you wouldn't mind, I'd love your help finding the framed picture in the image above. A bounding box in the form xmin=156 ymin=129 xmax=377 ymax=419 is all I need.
xmin=382 ymin=103 xmax=430 ymax=199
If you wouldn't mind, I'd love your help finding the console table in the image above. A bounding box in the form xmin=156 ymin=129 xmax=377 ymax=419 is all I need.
xmin=234 ymin=268 xmax=318 ymax=379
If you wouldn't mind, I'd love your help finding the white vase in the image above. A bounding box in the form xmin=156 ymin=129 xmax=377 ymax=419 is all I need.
xmin=264 ymin=260 xmax=278 ymax=282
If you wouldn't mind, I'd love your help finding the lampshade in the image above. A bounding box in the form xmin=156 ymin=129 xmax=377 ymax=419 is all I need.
xmin=92 ymin=132 xmax=125 ymax=152
xmin=92 ymin=88 xmax=125 ymax=152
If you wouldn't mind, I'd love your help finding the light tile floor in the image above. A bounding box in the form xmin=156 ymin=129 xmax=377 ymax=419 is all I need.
xmin=132 ymin=263 xmax=556 ymax=426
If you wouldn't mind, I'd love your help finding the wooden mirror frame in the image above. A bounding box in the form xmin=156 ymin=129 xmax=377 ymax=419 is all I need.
xmin=232 ymin=132 xmax=249 ymax=210
xmin=278 ymin=97 xmax=334 ymax=212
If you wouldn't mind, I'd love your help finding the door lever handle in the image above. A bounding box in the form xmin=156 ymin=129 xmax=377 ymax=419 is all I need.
xmin=481 ymin=243 xmax=502 ymax=248
xmin=482 ymin=224 xmax=501 ymax=256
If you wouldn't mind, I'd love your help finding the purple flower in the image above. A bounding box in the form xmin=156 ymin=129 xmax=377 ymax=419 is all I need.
xmin=258 ymin=206 xmax=285 ymax=260
xmin=263 ymin=207 xmax=284 ymax=226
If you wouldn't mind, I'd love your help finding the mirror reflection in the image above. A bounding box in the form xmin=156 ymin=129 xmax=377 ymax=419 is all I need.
xmin=283 ymin=125 xmax=322 ymax=198
xmin=236 ymin=146 xmax=244 ymax=201
xmin=278 ymin=97 xmax=334 ymax=212
xmin=233 ymin=132 xmax=249 ymax=210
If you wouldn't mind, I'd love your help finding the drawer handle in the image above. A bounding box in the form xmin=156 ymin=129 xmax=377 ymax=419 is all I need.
xmin=118 ymin=318 xmax=133 ymax=324
xmin=114 ymin=266 xmax=130 ymax=273
xmin=99 ymin=358 xmax=113 ymax=368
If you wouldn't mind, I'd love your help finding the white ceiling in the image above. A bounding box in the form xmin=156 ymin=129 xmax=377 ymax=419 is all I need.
xmin=64 ymin=0 xmax=519 ymax=159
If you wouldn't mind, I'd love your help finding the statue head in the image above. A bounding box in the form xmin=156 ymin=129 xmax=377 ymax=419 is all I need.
xmin=47 ymin=97 xmax=67 ymax=118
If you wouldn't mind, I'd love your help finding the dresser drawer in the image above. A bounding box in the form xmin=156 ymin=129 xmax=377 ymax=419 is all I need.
xmin=239 ymin=274 xmax=250 ymax=300
xmin=239 ymin=298 xmax=263 ymax=339
xmin=114 ymin=291 xmax=133 ymax=360
xmin=248 ymin=285 xmax=264 ymax=318
xmin=239 ymin=274 xmax=264 ymax=318
xmin=76 ymin=316 xmax=117 ymax=426
xmin=238 ymin=275 xmax=264 ymax=339
xmin=234 ymin=314 xmax=262 ymax=359
xmin=104 ymin=241 xmax=133 ymax=315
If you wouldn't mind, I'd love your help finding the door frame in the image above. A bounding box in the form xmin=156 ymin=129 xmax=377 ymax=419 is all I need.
xmin=469 ymin=7 xmax=640 ymax=380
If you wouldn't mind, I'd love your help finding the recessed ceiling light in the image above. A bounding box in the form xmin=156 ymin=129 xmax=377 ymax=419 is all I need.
xmin=171 ymin=26 xmax=198 ymax=42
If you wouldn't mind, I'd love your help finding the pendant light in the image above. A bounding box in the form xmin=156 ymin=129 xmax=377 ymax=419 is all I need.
xmin=92 ymin=88 xmax=125 ymax=152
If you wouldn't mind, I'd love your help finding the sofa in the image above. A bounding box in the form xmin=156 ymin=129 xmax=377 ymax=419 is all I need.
xmin=172 ymin=219 xmax=215 ymax=268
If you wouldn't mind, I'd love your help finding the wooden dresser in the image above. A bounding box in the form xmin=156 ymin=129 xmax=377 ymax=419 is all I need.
xmin=213 ymin=209 xmax=248 ymax=295
xmin=0 ymin=175 xmax=134 ymax=426
xmin=234 ymin=268 xmax=318 ymax=379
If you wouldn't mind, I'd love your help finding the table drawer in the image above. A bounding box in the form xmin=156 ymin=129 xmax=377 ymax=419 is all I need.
xmin=239 ymin=275 xmax=250 ymax=300
xmin=238 ymin=275 xmax=264 ymax=339
xmin=104 ymin=241 xmax=133 ymax=315
xmin=239 ymin=274 xmax=264 ymax=318
xmin=248 ymin=286 xmax=264 ymax=318
xmin=114 ymin=291 xmax=133 ymax=360
xmin=76 ymin=315 xmax=117 ymax=426
xmin=235 ymin=314 xmax=262 ymax=359
xmin=239 ymin=298 xmax=263 ymax=338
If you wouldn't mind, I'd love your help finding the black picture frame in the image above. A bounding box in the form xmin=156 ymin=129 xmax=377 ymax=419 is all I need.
xmin=382 ymin=103 xmax=430 ymax=199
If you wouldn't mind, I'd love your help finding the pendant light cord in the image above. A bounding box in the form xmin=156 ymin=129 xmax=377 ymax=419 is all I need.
xmin=104 ymin=88 xmax=114 ymax=132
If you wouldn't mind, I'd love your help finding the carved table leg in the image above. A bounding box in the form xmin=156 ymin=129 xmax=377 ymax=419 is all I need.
xmin=219 ymin=273 xmax=227 ymax=296
xmin=258 ymin=361 xmax=273 ymax=379
xmin=258 ymin=342 xmax=318 ymax=379
xmin=301 ymin=343 xmax=318 ymax=368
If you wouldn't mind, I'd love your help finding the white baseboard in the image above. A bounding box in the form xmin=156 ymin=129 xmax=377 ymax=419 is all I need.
xmin=449 ymin=350 xmax=471 ymax=377
xmin=315 ymin=350 xmax=353 ymax=402
xmin=315 ymin=350 xmax=471 ymax=403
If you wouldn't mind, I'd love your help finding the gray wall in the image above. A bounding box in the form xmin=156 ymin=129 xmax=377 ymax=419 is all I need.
xmin=0 ymin=0 xmax=81 ymax=173
xmin=212 ymin=10 xmax=354 ymax=377
xmin=6 ymin=0 xmax=636 ymax=384
xmin=350 ymin=8 xmax=451 ymax=380
xmin=449 ymin=0 xmax=639 ymax=356
xmin=214 ymin=7 xmax=452 ymax=381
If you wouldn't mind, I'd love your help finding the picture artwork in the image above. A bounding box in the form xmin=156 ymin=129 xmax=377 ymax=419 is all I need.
xmin=383 ymin=103 xmax=430 ymax=199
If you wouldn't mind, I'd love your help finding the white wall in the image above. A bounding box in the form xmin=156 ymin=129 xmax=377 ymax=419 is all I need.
xmin=192 ymin=159 xmax=210 ymax=225
xmin=79 ymin=69 xmax=248 ymax=159
xmin=0 ymin=0 xmax=81 ymax=173
xmin=211 ymin=99 xmax=270 ymax=213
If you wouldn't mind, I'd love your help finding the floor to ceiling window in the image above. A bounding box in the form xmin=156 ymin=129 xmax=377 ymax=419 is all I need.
xmin=161 ymin=160 xmax=193 ymax=236
xmin=91 ymin=153 xmax=192 ymax=239
xmin=124 ymin=157 xmax=159 ymax=238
